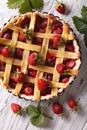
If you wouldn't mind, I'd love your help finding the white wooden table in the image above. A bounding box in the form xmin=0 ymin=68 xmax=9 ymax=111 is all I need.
xmin=0 ymin=0 xmax=87 ymax=130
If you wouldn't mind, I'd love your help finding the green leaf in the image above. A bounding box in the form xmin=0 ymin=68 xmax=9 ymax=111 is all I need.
xmin=37 ymin=106 xmax=44 ymax=115
xmin=27 ymin=105 xmax=40 ymax=118
xmin=84 ymin=34 xmax=87 ymax=47
xmin=30 ymin=114 xmax=44 ymax=126
xmin=7 ymin=0 xmax=43 ymax=13
xmin=81 ymin=6 xmax=87 ymax=23
xmin=29 ymin=0 xmax=43 ymax=9
xmin=19 ymin=1 xmax=32 ymax=13
xmin=72 ymin=16 xmax=87 ymax=34
xmin=7 ymin=0 xmax=25 ymax=9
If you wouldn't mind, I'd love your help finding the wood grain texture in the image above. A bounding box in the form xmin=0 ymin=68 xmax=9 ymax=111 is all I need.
xmin=0 ymin=0 xmax=87 ymax=130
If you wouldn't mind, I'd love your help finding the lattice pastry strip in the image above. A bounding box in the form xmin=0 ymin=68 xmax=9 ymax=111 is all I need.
xmin=13 ymin=13 xmax=36 ymax=95
xmin=0 ymin=37 xmax=80 ymax=60
xmin=51 ymin=22 xmax=69 ymax=96
xmin=34 ymin=15 xmax=54 ymax=100
xmin=3 ymin=31 xmax=18 ymax=88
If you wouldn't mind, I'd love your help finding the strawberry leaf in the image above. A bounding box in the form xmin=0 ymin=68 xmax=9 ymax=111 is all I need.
xmin=30 ymin=114 xmax=44 ymax=126
xmin=72 ymin=6 xmax=87 ymax=48
xmin=7 ymin=0 xmax=43 ymax=13
xmin=7 ymin=0 xmax=25 ymax=9
xmin=29 ymin=0 xmax=43 ymax=9
xmin=81 ymin=6 xmax=87 ymax=23
xmin=19 ymin=1 xmax=32 ymax=13
xmin=84 ymin=34 xmax=87 ymax=47
xmin=72 ymin=16 xmax=87 ymax=34
xmin=27 ymin=105 xmax=40 ymax=118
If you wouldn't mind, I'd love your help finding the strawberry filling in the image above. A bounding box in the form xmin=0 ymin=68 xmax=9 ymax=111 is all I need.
xmin=20 ymin=17 xmax=30 ymax=28
xmin=0 ymin=60 xmax=6 ymax=71
xmin=53 ymin=27 xmax=63 ymax=34
xmin=52 ymin=20 xmax=63 ymax=34
xmin=66 ymin=40 xmax=75 ymax=52
xmin=34 ymin=15 xmax=47 ymax=33
xmin=40 ymin=87 xmax=51 ymax=96
xmin=60 ymin=75 xmax=70 ymax=83
xmin=44 ymin=72 xmax=53 ymax=81
xmin=32 ymin=37 xmax=43 ymax=46
xmin=46 ymin=52 xmax=56 ymax=67
xmin=46 ymin=57 xmax=56 ymax=67
xmin=27 ymin=68 xmax=37 ymax=77
xmin=2 ymin=29 xmax=12 ymax=39
xmin=0 ymin=44 xmax=5 ymax=54
xmin=11 ymin=65 xmax=21 ymax=73
xmin=21 ymin=82 xmax=34 ymax=95
xmin=14 ymin=48 xmax=23 ymax=60
xmin=9 ymin=78 xmax=17 ymax=89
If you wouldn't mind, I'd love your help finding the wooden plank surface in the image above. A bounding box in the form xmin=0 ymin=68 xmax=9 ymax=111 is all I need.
xmin=0 ymin=0 xmax=87 ymax=130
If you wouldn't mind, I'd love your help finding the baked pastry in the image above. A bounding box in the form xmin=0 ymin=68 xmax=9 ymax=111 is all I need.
xmin=0 ymin=12 xmax=81 ymax=101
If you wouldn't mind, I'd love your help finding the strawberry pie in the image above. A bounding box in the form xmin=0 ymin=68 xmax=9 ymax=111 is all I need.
xmin=0 ymin=12 xmax=81 ymax=101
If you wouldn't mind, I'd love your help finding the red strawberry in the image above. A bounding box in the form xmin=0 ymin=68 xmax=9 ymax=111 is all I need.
xmin=53 ymin=35 xmax=61 ymax=49
xmin=53 ymin=103 xmax=63 ymax=115
xmin=56 ymin=63 xmax=65 ymax=74
xmin=67 ymin=59 xmax=76 ymax=69
xmin=47 ymin=52 xmax=56 ymax=59
xmin=38 ymin=79 xmax=48 ymax=91
xmin=19 ymin=31 xmax=26 ymax=41
xmin=14 ymin=72 xmax=25 ymax=83
xmin=62 ymin=77 xmax=69 ymax=83
xmin=2 ymin=46 xmax=11 ymax=57
xmin=3 ymin=33 xmax=11 ymax=39
xmin=53 ymin=28 xmax=63 ymax=34
xmin=24 ymin=87 xmax=33 ymax=95
xmin=55 ymin=1 xmax=65 ymax=14
xmin=28 ymin=52 xmax=37 ymax=65
xmin=11 ymin=103 xmax=21 ymax=114
xmin=68 ymin=98 xmax=78 ymax=110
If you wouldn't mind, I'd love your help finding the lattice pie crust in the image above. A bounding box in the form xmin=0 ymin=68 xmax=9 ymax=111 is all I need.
xmin=0 ymin=12 xmax=81 ymax=101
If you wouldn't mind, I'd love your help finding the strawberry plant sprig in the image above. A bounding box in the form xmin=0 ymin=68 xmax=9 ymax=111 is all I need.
xmin=7 ymin=0 xmax=44 ymax=14
xmin=11 ymin=103 xmax=53 ymax=127
xmin=72 ymin=6 xmax=87 ymax=47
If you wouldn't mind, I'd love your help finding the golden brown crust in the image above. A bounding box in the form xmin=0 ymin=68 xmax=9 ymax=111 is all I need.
xmin=0 ymin=12 xmax=81 ymax=101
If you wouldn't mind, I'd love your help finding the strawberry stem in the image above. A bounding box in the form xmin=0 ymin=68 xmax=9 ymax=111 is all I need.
xmin=43 ymin=113 xmax=53 ymax=120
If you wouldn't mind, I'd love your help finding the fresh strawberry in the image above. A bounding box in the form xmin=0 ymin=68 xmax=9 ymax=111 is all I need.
xmin=56 ymin=63 xmax=65 ymax=74
xmin=2 ymin=45 xmax=12 ymax=57
xmin=53 ymin=103 xmax=63 ymax=115
xmin=55 ymin=1 xmax=65 ymax=14
xmin=47 ymin=52 xmax=56 ymax=59
xmin=3 ymin=33 xmax=11 ymax=39
xmin=19 ymin=31 xmax=26 ymax=41
xmin=11 ymin=103 xmax=21 ymax=114
xmin=24 ymin=87 xmax=33 ymax=95
xmin=28 ymin=52 xmax=37 ymax=65
xmin=68 ymin=98 xmax=78 ymax=110
xmin=62 ymin=77 xmax=69 ymax=83
xmin=53 ymin=28 xmax=63 ymax=34
xmin=38 ymin=79 xmax=48 ymax=91
xmin=67 ymin=59 xmax=76 ymax=69
xmin=14 ymin=71 xmax=25 ymax=83
xmin=53 ymin=35 xmax=61 ymax=48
